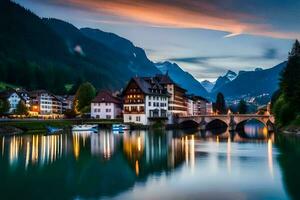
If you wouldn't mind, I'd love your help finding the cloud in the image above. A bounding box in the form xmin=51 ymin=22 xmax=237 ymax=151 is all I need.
xmin=27 ymin=0 xmax=300 ymax=39
xmin=263 ymin=48 xmax=279 ymax=59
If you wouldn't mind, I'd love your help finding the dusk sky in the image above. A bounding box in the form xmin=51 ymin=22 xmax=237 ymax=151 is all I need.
xmin=15 ymin=0 xmax=300 ymax=81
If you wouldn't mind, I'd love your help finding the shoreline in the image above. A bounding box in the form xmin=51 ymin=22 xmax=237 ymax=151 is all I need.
xmin=0 ymin=118 xmax=176 ymax=135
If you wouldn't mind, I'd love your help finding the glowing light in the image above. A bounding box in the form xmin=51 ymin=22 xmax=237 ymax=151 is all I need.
xmin=135 ymin=160 xmax=139 ymax=176
xmin=268 ymin=138 xmax=274 ymax=178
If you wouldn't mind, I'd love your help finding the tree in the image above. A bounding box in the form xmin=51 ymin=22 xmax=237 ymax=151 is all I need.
xmin=215 ymin=92 xmax=227 ymax=114
xmin=0 ymin=99 xmax=10 ymax=115
xmin=238 ymin=99 xmax=248 ymax=114
xmin=74 ymin=82 xmax=96 ymax=113
xmin=280 ymin=40 xmax=300 ymax=112
xmin=16 ymin=101 xmax=28 ymax=115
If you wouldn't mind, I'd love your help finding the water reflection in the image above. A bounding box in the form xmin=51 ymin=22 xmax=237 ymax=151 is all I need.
xmin=0 ymin=129 xmax=290 ymax=200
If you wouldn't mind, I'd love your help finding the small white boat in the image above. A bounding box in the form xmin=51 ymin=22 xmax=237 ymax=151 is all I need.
xmin=72 ymin=124 xmax=98 ymax=132
xmin=112 ymin=124 xmax=130 ymax=132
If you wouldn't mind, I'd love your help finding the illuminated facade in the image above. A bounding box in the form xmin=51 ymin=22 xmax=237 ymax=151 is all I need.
xmin=123 ymin=77 xmax=169 ymax=125
xmin=29 ymin=90 xmax=63 ymax=116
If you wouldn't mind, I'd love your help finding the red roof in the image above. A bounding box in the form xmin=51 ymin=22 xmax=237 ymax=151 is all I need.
xmin=92 ymin=91 xmax=121 ymax=104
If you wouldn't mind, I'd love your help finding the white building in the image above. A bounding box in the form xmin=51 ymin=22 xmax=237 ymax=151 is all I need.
xmin=123 ymin=77 xmax=169 ymax=125
xmin=0 ymin=89 xmax=23 ymax=113
xmin=91 ymin=91 xmax=122 ymax=119
xmin=186 ymin=95 xmax=213 ymax=116
xmin=30 ymin=90 xmax=63 ymax=116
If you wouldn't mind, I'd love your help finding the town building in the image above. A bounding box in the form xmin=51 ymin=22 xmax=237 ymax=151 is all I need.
xmin=155 ymin=74 xmax=188 ymax=123
xmin=0 ymin=89 xmax=24 ymax=114
xmin=16 ymin=89 xmax=31 ymax=108
xmin=123 ymin=77 xmax=169 ymax=125
xmin=187 ymin=95 xmax=213 ymax=116
xmin=91 ymin=91 xmax=122 ymax=119
xmin=29 ymin=90 xmax=63 ymax=117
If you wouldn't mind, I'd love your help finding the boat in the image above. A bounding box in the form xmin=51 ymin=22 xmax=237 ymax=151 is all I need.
xmin=72 ymin=124 xmax=98 ymax=132
xmin=112 ymin=124 xmax=130 ymax=133
xmin=46 ymin=126 xmax=63 ymax=134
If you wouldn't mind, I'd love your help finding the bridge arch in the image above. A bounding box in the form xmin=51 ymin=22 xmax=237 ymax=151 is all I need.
xmin=236 ymin=118 xmax=267 ymax=131
xmin=206 ymin=119 xmax=228 ymax=130
xmin=179 ymin=119 xmax=199 ymax=129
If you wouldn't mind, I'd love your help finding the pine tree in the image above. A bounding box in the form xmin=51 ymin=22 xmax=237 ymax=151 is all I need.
xmin=280 ymin=40 xmax=300 ymax=112
xmin=215 ymin=92 xmax=227 ymax=114
xmin=238 ymin=99 xmax=247 ymax=114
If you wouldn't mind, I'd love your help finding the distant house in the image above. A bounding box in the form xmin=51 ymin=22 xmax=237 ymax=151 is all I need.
xmin=91 ymin=91 xmax=122 ymax=119
xmin=29 ymin=90 xmax=63 ymax=116
xmin=123 ymin=77 xmax=169 ymax=125
xmin=55 ymin=95 xmax=74 ymax=112
xmin=0 ymin=89 xmax=24 ymax=114
xmin=187 ymin=95 xmax=213 ymax=116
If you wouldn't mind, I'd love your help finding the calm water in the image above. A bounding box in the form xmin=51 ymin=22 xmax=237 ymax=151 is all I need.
xmin=0 ymin=125 xmax=299 ymax=200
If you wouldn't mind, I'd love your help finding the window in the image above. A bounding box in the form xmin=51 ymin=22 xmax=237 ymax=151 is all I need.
xmin=148 ymin=102 xmax=151 ymax=106
xmin=129 ymin=116 xmax=132 ymax=121
xmin=136 ymin=116 xmax=140 ymax=121
xmin=106 ymin=115 xmax=111 ymax=119
xmin=94 ymin=108 xmax=97 ymax=112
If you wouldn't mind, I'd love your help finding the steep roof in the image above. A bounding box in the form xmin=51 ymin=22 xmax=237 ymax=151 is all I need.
xmin=0 ymin=88 xmax=26 ymax=101
xmin=155 ymin=74 xmax=186 ymax=92
xmin=129 ymin=77 xmax=169 ymax=96
xmin=92 ymin=91 xmax=122 ymax=104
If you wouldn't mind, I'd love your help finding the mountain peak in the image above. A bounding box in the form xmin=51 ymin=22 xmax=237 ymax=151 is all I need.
xmin=225 ymin=70 xmax=237 ymax=81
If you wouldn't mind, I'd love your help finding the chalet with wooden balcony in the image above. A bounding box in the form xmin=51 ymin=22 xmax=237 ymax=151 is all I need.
xmin=123 ymin=77 xmax=169 ymax=125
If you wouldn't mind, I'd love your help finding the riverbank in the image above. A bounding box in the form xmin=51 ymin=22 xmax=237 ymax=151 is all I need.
xmin=0 ymin=118 xmax=123 ymax=135
xmin=281 ymin=116 xmax=300 ymax=135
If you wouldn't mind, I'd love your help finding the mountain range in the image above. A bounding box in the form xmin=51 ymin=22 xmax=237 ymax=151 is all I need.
xmin=155 ymin=62 xmax=208 ymax=97
xmin=0 ymin=0 xmax=287 ymax=102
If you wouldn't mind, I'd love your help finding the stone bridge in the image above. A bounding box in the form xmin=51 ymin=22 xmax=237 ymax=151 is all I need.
xmin=177 ymin=114 xmax=275 ymax=131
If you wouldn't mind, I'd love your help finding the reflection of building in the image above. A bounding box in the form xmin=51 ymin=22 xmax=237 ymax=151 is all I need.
xmin=122 ymin=131 xmax=186 ymax=176
xmin=0 ymin=134 xmax=66 ymax=168
xmin=90 ymin=131 xmax=117 ymax=159
xmin=123 ymin=77 xmax=169 ymax=125
xmin=91 ymin=91 xmax=122 ymax=119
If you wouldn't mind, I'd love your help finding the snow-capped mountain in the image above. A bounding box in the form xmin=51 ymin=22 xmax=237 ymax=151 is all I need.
xmin=211 ymin=70 xmax=237 ymax=92
xmin=225 ymin=70 xmax=237 ymax=81
xmin=201 ymin=80 xmax=215 ymax=92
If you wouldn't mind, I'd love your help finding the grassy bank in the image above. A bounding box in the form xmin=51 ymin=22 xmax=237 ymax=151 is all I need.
xmin=0 ymin=118 xmax=123 ymax=133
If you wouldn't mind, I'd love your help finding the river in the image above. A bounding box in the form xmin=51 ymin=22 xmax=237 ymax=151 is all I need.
xmin=0 ymin=123 xmax=298 ymax=200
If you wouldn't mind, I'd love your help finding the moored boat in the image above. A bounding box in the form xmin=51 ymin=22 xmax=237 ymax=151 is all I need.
xmin=112 ymin=124 xmax=130 ymax=133
xmin=46 ymin=126 xmax=63 ymax=134
xmin=72 ymin=124 xmax=98 ymax=132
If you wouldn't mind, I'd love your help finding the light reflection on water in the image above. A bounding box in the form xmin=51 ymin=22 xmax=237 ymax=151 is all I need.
xmin=0 ymin=127 xmax=291 ymax=200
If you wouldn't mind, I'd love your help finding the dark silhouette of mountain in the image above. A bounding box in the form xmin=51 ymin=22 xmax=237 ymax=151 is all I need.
xmin=156 ymin=62 xmax=209 ymax=98
xmin=0 ymin=1 xmax=160 ymax=93
xmin=213 ymin=62 xmax=287 ymax=98
xmin=80 ymin=28 xmax=160 ymax=76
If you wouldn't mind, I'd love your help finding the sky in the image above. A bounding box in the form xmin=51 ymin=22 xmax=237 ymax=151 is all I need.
xmin=15 ymin=0 xmax=299 ymax=81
